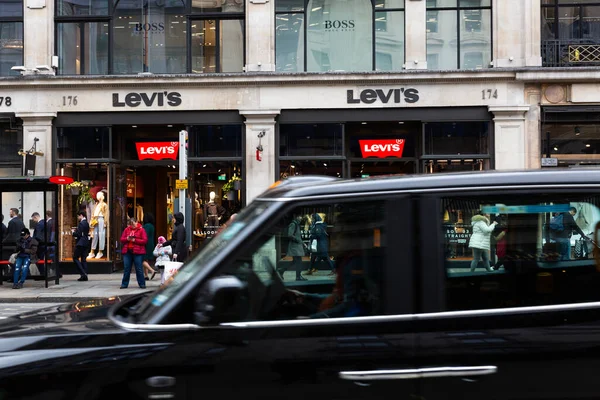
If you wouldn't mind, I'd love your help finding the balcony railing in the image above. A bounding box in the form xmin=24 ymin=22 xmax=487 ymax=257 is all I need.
xmin=542 ymin=39 xmax=600 ymax=67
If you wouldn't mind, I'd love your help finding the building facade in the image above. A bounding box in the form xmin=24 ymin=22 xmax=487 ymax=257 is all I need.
xmin=0 ymin=0 xmax=597 ymax=271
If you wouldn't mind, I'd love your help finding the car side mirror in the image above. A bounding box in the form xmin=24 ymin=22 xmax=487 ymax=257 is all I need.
xmin=194 ymin=276 xmax=248 ymax=325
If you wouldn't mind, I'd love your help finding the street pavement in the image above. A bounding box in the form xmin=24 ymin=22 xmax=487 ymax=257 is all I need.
xmin=0 ymin=272 xmax=162 ymax=303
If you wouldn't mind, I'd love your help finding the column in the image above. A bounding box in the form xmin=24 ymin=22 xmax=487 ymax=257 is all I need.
xmin=489 ymin=106 xmax=530 ymax=170
xmin=16 ymin=112 xmax=56 ymax=226
xmin=240 ymin=110 xmax=280 ymax=204
xmin=245 ymin=0 xmax=275 ymax=72
xmin=493 ymin=0 xmax=541 ymax=68
xmin=23 ymin=0 xmax=54 ymax=73
xmin=404 ymin=0 xmax=427 ymax=70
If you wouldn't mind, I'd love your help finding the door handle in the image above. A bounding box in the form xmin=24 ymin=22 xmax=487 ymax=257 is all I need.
xmin=339 ymin=366 xmax=497 ymax=381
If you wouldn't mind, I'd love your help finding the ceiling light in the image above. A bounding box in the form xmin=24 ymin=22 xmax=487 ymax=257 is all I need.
xmin=361 ymin=122 xmax=367 ymax=125
xmin=167 ymin=124 xmax=173 ymax=127
xmin=553 ymin=146 xmax=558 ymax=151
xmin=132 ymin=125 xmax=137 ymax=128
xmin=291 ymin=165 xmax=295 ymax=169
xmin=586 ymin=144 xmax=591 ymax=148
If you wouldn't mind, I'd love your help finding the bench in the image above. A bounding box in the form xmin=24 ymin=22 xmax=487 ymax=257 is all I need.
xmin=0 ymin=259 xmax=59 ymax=288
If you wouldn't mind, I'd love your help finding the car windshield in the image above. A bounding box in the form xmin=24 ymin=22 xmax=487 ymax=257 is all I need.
xmin=133 ymin=201 xmax=275 ymax=320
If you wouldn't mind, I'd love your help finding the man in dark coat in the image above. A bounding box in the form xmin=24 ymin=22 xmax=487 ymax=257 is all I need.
xmin=72 ymin=211 xmax=90 ymax=281
xmin=277 ymin=214 xmax=307 ymax=281
xmin=2 ymin=208 xmax=25 ymax=261
xmin=31 ymin=212 xmax=46 ymax=260
xmin=306 ymin=213 xmax=335 ymax=275
xmin=164 ymin=212 xmax=188 ymax=263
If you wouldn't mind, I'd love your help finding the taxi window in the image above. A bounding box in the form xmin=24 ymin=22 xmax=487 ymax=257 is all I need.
xmin=442 ymin=193 xmax=600 ymax=311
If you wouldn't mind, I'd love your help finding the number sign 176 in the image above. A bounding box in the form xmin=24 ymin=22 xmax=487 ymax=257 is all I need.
xmin=62 ymin=96 xmax=78 ymax=106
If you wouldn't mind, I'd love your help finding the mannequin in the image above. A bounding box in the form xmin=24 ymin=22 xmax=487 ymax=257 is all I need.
xmin=87 ymin=191 xmax=109 ymax=259
xmin=203 ymin=191 xmax=225 ymax=230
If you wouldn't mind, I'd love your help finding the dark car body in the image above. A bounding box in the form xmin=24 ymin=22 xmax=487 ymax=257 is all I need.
xmin=3 ymin=169 xmax=600 ymax=400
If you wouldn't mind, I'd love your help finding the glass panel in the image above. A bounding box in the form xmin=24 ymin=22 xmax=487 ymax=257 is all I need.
xmin=558 ymin=7 xmax=580 ymax=40
xmin=460 ymin=9 xmax=490 ymax=69
xmin=542 ymin=6 xmax=556 ymax=40
xmin=374 ymin=0 xmax=404 ymax=9
xmin=276 ymin=13 xmax=304 ymax=71
xmin=56 ymin=0 xmax=108 ymax=16
xmin=191 ymin=0 xmax=243 ymax=13
xmin=279 ymin=160 xmax=343 ymax=178
xmin=375 ymin=10 xmax=404 ymax=71
xmin=58 ymin=22 xmax=109 ymax=75
xmin=276 ymin=0 xmax=305 ymax=12
xmin=279 ymin=123 xmax=343 ymax=157
xmin=59 ymin=162 xmax=111 ymax=262
xmin=427 ymin=0 xmax=457 ymax=8
xmin=191 ymin=20 xmax=217 ymax=73
xmin=57 ymin=127 xmax=111 ymax=159
xmin=544 ymin=124 xmax=600 ymax=156
xmin=582 ymin=6 xmax=600 ymax=39
xmin=0 ymin=22 xmax=22 ymax=76
xmin=190 ymin=125 xmax=242 ymax=157
xmin=424 ymin=122 xmax=489 ymax=155
xmin=0 ymin=120 xmax=22 ymax=165
xmin=459 ymin=0 xmax=490 ymax=7
xmin=113 ymin=0 xmax=186 ymax=74
xmin=306 ymin=0 xmax=372 ymax=72
xmin=443 ymin=194 xmax=600 ymax=312
xmin=349 ymin=160 xmax=415 ymax=177
xmin=423 ymin=158 xmax=489 ymax=173
xmin=427 ymin=9 xmax=457 ymax=69
xmin=220 ymin=19 xmax=244 ymax=72
xmin=0 ymin=0 xmax=22 ymax=17
xmin=346 ymin=121 xmax=418 ymax=159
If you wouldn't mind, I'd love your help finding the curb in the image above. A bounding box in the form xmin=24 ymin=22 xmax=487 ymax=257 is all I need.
xmin=0 ymin=297 xmax=110 ymax=304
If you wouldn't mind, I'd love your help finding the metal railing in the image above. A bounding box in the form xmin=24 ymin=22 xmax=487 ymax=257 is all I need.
xmin=542 ymin=39 xmax=600 ymax=67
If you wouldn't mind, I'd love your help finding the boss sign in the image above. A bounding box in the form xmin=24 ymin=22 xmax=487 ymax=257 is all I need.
xmin=136 ymin=142 xmax=179 ymax=160
xmin=359 ymin=139 xmax=405 ymax=158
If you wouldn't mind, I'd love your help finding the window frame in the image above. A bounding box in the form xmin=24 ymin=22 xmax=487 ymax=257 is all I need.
xmin=54 ymin=0 xmax=245 ymax=75
xmin=0 ymin=0 xmax=24 ymax=76
xmin=426 ymin=0 xmax=492 ymax=70
xmin=275 ymin=0 xmax=406 ymax=72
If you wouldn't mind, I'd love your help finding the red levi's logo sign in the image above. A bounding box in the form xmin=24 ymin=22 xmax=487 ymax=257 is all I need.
xmin=136 ymin=142 xmax=179 ymax=160
xmin=359 ymin=139 xmax=406 ymax=158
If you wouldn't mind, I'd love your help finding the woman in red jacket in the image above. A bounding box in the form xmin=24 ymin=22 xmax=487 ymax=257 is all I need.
xmin=120 ymin=217 xmax=148 ymax=289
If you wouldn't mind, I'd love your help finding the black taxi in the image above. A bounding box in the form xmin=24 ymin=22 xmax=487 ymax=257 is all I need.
xmin=2 ymin=169 xmax=600 ymax=400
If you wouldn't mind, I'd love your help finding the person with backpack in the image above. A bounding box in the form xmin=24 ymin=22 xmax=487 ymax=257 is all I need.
xmin=550 ymin=207 xmax=590 ymax=261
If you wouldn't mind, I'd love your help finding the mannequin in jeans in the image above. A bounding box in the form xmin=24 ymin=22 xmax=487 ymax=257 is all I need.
xmin=88 ymin=191 xmax=109 ymax=260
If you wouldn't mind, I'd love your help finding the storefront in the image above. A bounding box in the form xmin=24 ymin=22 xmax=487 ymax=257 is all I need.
xmin=277 ymin=106 xmax=493 ymax=178
xmin=54 ymin=111 xmax=244 ymax=273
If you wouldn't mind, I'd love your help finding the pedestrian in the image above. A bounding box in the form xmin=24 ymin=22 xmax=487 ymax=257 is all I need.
xmin=277 ymin=213 xmax=307 ymax=281
xmin=119 ymin=217 xmax=148 ymax=289
xmin=305 ymin=213 xmax=335 ymax=276
xmin=163 ymin=212 xmax=188 ymax=263
xmin=13 ymin=228 xmax=38 ymax=289
xmin=141 ymin=212 xmax=156 ymax=280
xmin=72 ymin=211 xmax=90 ymax=281
xmin=153 ymin=236 xmax=172 ymax=284
xmin=468 ymin=212 xmax=497 ymax=272
xmin=2 ymin=208 xmax=24 ymax=261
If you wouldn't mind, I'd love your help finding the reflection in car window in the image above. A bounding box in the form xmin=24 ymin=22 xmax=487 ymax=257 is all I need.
xmin=442 ymin=194 xmax=600 ymax=311
xmin=138 ymin=202 xmax=273 ymax=313
xmin=214 ymin=199 xmax=388 ymax=322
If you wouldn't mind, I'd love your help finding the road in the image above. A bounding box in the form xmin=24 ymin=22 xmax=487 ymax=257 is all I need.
xmin=0 ymin=303 xmax=60 ymax=319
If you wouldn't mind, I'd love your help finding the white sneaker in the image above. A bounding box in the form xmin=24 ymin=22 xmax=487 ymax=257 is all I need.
xmin=95 ymin=252 xmax=103 ymax=259
xmin=86 ymin=253 xmax=94 ymax=259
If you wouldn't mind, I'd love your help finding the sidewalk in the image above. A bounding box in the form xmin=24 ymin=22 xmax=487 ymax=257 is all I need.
xmin=0 ymin=273 xmax=162 ymax=303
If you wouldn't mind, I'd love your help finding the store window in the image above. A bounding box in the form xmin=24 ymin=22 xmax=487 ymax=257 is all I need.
xmin=56 ymin=162 xmax=112 ymax=263
xmin=424 ymin=121 xmax=489 ymax=155
xmin=0 ymin=118 xmax=22 ymax=168
xmin=276 ymin=0 xmax=404 ymax=72
xmin=57 ymin=127 xmax=111 ymax=159
xmin=0 ymin=0 xmax=23 ymax=76
xmin=543 ymin=123 xmax=600 ymax=162
xmin=542 ymin=0 xmax=600 ymax=67
xmin=442 ymin=193 xmax=600 ymax=311
xmin=280 ymin=123 xmax=343 ymax=157
xmin=189 ymin=125 xmax=242 ymax=157
xmin=426 ymin=0 xmax=491 ymax=70
xmin=55 ymin=0 xmax=245 ymax=75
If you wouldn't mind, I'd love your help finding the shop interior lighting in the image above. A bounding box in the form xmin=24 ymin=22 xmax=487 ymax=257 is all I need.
xmin=361 ymin=122 xmax=367 ymax=125
xmin=132 ymin=125 xmax=137 ymax=128
xmin=167 ymin=125 xmax=173 ymax=127
xmin=586 ymin=144 xmax=591 ymax=148
xmin=554 ymin=146 xmax=558 ymax=151
xmin=575 ymin=126 xmax=581 ymax=136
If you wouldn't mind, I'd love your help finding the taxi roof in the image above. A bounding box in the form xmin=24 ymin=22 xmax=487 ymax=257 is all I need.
xmin=259 ymin=169 xmax=600 ymax=200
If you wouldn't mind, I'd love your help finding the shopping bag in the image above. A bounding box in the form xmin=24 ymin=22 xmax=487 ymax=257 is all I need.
xmin=8 ymin=252 xmax=18 ymax=264
xmin=162 ymin=261 xmax=183 ymax=285
xmin=310 ymin=239 xmax=318 ymax=253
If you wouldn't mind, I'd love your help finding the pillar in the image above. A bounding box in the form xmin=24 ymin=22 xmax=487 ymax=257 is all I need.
xmin=23 ymin=0 xmax=54 ymax=72
xmin=404 ymin=0 xmax=427 ymax=70
xmin=489 ymin=105 xmax=530 ymax=170
xmin=241 ymin=110 xmax=280 ymax=204
xmin=245 ymin=0 xmax=275 ymax=72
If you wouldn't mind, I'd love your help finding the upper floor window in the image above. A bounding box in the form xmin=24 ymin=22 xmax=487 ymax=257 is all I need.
xmin=55 ymin=0 xmax=244 ymax=75
xmin=0 ymin=0 xmax=23 ymax=76
xmin=275 ymin=0 xmax=405 ymax=72
xmin=426 ymin=0 xmax=491 ymax=70
xmin=541 ymin=0 xmax=600 ymax=66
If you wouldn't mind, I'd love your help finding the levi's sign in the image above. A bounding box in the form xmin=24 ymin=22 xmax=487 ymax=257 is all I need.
xmin=347 ymin=88 xmax=419 ymax=104
xmin=136 ymin=142 xmax=179 ymax=160
xmin=113 ymin=91 xmax=182 ymax=107
xmin=359 ymin=139 xmax=405 ymax=158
